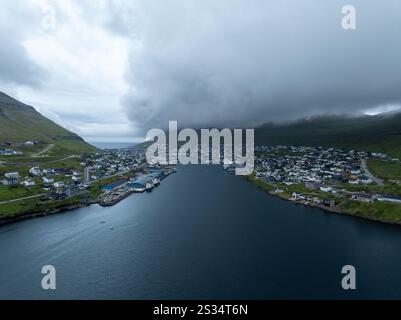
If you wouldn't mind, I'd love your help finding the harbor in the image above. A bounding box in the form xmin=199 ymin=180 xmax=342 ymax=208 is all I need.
xmin=99 ymin=166 xmax=176 ymax=207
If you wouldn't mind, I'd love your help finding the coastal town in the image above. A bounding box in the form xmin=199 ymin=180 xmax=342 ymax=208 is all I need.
xmin=3 ymin=139 xmax=401 ymax=225
xmin=0 ymin=142 xmax=176 ymax=222
xmin=241 ymin=145 xmax=401 ymax=223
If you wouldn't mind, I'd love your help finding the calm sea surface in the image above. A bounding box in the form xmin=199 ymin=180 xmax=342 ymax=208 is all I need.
xmin=1 ymin=165 xmax=401 ymax=299
xmin=89 ymin=142 xmax=135 ymax=150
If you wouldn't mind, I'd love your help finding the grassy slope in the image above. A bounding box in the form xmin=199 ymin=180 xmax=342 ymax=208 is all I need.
xmin=0 ymin=92 xmax=97 ymax=154
xmin=255 ymin=113 xmax=401 ymax=158
xmin=367 ymin=159 xmax=401 ymax=180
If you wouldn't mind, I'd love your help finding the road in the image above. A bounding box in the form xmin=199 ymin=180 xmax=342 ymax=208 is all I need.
xmin=84 ymin=166 xmax=91 ymax=184
xmin=51 ymin=155 xmax=79 ymax=162
xmin=361 ymin=158 xmax=384 ymax=186
xmin=32 ymin=144 xmax=54 ymax=157
xmin=0 ymin=193 xmax=45 ymax=205
xmin=4 ymin=155 xmax=79 ymax=167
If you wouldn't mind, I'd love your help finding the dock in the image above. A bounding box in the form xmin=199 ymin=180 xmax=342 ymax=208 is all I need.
xmin=99 ymin=166 xmax=176 ymax=207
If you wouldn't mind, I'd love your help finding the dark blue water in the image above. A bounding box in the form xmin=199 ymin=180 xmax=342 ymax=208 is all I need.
xmin=1 ymin=165 xmax=401 ymax=299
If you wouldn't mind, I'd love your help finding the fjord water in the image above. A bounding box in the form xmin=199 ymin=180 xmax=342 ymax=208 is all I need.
xmin=1 ymin=165 xmax=401 ymax=299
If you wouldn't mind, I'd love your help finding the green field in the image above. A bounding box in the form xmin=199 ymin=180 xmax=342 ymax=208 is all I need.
xmin=0 ymin=186 xmax=43 ymax=202
xmin=247 ymin=174 xmax=274 ymax=192
xmin=0 ymin=156 xmax=84 ymax=204
xmin=340 ymin=200 xmax=401 ymax=223
xmin=367 ymin=159 xmax=401 ymax=180
xmin=0 ymin=195 xmax=84 ymax=219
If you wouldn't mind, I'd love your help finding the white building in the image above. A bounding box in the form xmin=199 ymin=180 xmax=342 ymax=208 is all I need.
xmin=29 ymin=167 xmax=41 ymax=176
xmin=21 ymin=180 xmax=36 ymax=187
xmin=53 ymin=181 xmax=65 ymax=188
xmin=43 ymin=177 xmax=54 ymax=184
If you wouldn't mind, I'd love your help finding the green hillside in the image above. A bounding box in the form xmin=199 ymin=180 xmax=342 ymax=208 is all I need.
xmin=0 ymin=92 xmax=97 ymax=155
xmin=255 ymin=113 xmax=401 ymax=158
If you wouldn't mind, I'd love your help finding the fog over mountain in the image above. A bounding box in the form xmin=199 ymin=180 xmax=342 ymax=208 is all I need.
xmin=1 ymin=1 xmax=401 ymax=139
xmin=117 ymin=0 xmax=401 ymax=131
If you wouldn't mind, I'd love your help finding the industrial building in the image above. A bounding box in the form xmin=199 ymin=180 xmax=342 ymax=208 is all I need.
xmin=101 ymin=180 xmax=127 ymax=192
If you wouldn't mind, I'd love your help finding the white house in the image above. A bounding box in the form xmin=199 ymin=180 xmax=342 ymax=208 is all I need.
xmin=53 ymin=181 xmax=65 ymax=188
xmin=348 ymin=179 xmax=359 ymax=185
xmin=43 ymin=177 xmax=54 ymax=184
xmin=320 ymin=186 xmax=332 ymax=193
xmin=2 ymin=172 xmax=20 ymax=185
xmin=29 ymin=167 xmax=41 ymax=176
xmin=21 ymin=179 xmax=36 ymax=187
xmin=42 ymin=169 xmax=55 ymax=175
xmin=360 ymin=177 xmax=373 ymax=184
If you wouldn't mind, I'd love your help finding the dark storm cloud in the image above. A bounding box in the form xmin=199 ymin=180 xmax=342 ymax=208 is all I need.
xmin=0 ymin=35 xmax=45 ymax=87
xmin=112 ymin=0 xmax=401 ymax=132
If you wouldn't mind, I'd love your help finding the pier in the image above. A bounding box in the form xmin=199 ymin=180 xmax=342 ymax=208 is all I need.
xmin=99 ymin=167 xmax=176 ymax=207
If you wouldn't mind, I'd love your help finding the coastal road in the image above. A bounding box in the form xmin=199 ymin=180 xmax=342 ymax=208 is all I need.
xmin=0 ymin=193 xmax=45 ymax=205
xmin=361 ymin=158 xmax=384 ymax=186
xmin=51 ymin=155 xmax=79 ymax=162
xmin=4 ymin=155 xmax=79 ymax=167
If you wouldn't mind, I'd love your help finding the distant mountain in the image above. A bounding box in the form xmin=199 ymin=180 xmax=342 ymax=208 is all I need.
xmin=255 ymin=113 xmax=401 ymax=158
xmin=0 ymin=92 xmax=97 ymax=154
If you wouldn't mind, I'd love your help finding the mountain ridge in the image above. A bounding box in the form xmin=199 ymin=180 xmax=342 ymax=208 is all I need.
xmin=255 ymin=112 xmax=401 ymax=157
xmin=0 ymin=91 xmax=97 ymax=154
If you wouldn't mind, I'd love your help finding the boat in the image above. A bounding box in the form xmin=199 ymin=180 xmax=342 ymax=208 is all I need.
xmin=127 ymin=180 xmax=146 ymax=193
xmin=145 ymin=182 xmax=153 ymax=192
xmin=132 ymin=186 xmax=146 ymax=193
xmin=152 ymin=178 xmax=160 ymax=186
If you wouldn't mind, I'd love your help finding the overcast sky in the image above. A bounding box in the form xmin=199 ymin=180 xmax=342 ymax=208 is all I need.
xmin=1 ymin=0 xmax=401 ymax=142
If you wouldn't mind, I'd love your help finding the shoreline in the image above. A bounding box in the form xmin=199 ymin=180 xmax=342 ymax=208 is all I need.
xmin=2 ymin=170 xmax=400 ymax=228
xmin=0 ymin=200 xmax=98 ymax=227
xmin=247 ymin=177 xmax=401 ymax=227
xmin=0 ymin=170 xmax=176 ymax=227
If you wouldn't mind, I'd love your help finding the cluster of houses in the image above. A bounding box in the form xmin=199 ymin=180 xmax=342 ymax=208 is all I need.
xmin=255 ymin=146 xmax=374 ymax=185
xmin=83 ymin=149 xmax=146 ymax=182
xmin=254 ymin=145 xmax=401 ymax=206
xmin=1 ymin=166 xmax=83 ymax=200
xmin=0 ymin=149 xmax=23 ymax=156
xmin=0 ymin=147 xmax=149 ymax=204
xmin=290 ymin=191 xmax=336 ymax=208
xmin=0 ymin=141 xmax=41 ymax=156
